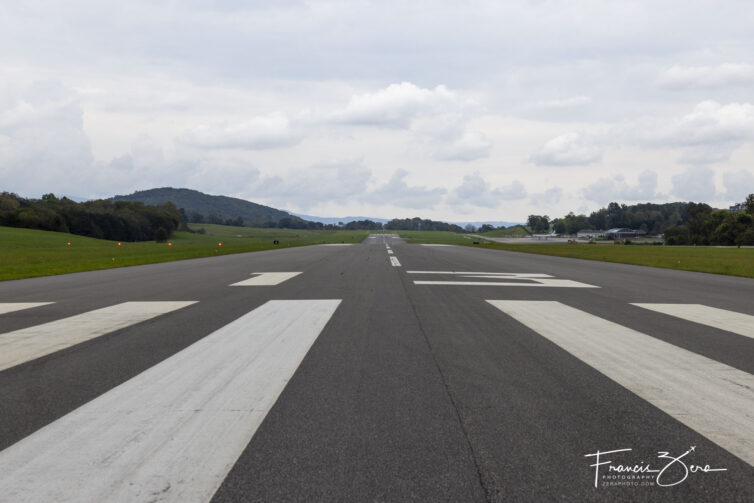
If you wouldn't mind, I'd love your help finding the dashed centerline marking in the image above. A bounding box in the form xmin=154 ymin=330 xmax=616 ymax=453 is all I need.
xmin=230 ymin=272 xmax=302 ymax=286
xmin=390 ymin=257 xmax=401 ymax=267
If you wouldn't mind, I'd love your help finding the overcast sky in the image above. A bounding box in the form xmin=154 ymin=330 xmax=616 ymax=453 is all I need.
xmin=2 ymin=1 xmax=753 ymax=221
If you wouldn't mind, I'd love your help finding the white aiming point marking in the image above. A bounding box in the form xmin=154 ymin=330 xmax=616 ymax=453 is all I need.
xmin=230 ymin=272 xmax=302 ymax=286
xmin=407 ymin=271 xmax=597 ymax=288
xmin=488 ymin=300 xmax=754 ymax=467
xmin=0 ymin=300 xmax=341 ymax=503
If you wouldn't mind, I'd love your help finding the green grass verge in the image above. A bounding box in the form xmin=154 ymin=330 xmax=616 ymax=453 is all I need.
xmin=397 ymin=230 xmax=481 ymax=244
xmin=399 ymin=231 xmax=754 ymax=278
xmin=479 ymin=225 xmax=532 ymax=237
xmin=0 ymin=225 xmax=368 ymax=281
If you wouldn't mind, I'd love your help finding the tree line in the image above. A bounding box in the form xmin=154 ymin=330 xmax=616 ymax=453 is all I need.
xmin=524 ymin=195 xmax=754 ymax=245
xmin=0 ymin=192 xmax=182 ymax=241
xmin=663 ymin=199 xmax=754 ymax=246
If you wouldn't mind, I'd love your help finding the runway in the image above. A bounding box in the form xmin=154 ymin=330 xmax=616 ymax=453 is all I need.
xmin=0 ymin=234 xmax=752 ymax=502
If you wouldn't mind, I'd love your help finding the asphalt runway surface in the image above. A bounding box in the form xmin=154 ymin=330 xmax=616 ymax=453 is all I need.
xmin=0 ymin=235 xmax=752 ymax=502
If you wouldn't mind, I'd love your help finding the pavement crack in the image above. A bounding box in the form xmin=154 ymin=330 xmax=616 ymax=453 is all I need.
xmin=398 ymin=273 xmax=494 ymax=503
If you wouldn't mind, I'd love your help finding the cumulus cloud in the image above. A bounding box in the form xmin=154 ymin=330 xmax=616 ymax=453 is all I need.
xmin=530 ymin=132 xmax=602 ymax=166
xmin=582 ymin=170 xmax=661 ymax=204
xmin=332 ymin=82 xmax=471 ymax=128
xmin=659 ymin=64 xmax=754 ymax=89
xmin=529 ymin=187 xmax=563 ymax=206
xmin=634 ymin=101 xmax=754 ymax=163
xmin=447 ymin=172 xmax=527 ymax=208
xmin=365 ymin=169 xmax=445 ymax=209
xmin=0 ymin=81 xmax=94 ymax=196
xmin=722 ymin=170 xmax=754 ymax=201
xmin=180 ymin=113 xmax=302 ymax=150
xmin=249 ymin=159 xmax=371 ymax=210
xmin=530 ymin=96 xmax=592 ymax=109
xmin=332 ymin=82 xmax=491 ymax=161
xmin=433 ymin=131 xmax=492 ymax=161
xmin=671 ymin=166 xmax=717 ymax=201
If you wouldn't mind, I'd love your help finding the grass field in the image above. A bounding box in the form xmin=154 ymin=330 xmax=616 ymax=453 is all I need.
xmin=479 ymin=225 xmax=532 ymax=238
xmin=399 ymin=231 xmax=754 ymax=279
xmin=0 ymin=225 xmax=368 ymax=281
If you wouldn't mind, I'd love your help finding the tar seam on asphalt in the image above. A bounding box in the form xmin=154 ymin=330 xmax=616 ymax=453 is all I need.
xmin=396 ymin=269 xmax=494 ymax=503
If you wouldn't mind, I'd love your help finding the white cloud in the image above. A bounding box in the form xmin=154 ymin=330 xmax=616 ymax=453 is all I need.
xmin=180 ymin=113 xmax=302 ymax=150
xmin=671 ymin=166 xmax=717 ymax=201
xmin=331 ymin=82 xmax=490 ymax=161
xmin=529 ymin=187 xmax=563 ymax=207
xmin=659 ymin=63 xmax=754 ymax=89
xmin=530 ymin=96 xmax=592 ymax=109
xmin=530 ymin=132 xmax=602 ymax=166
xmin=636 ymin=101 xmax=754 ymax=164
xmin=448 ymin=173 xmax=527 ymax=208
xmin=722 ymin=170 xmax=754 ymax=201
xmin=433 ymin=131 xmax=492 ymax=161
xmin=582 ymin=170 xmax=661 ymax=204
xmin=332 ymin=82 xmax=470 ymax=128
xmin=0 ymin=81 xmax=94 ymax=196
xmin=365 ymin=169 xmax=445 ymax=209
xmin=249 ymin=159 xmax=371 ymax=210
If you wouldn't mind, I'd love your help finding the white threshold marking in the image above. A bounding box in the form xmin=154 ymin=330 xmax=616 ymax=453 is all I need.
xmin=0 ymin=302 xmax=53 ymax=315
xmin=488 ymin=300 xmax=754 ymax=466
xmin=415 ymin=279 xmax=597 ymax=287
xmin=407 ymin=271 xmax=553 ymax=277
xmin=408 ymin=271 xmax=595 ymax=287
xmin=632 ymin=303 xmax=754 ymax=339
xmin=230 ymin=272 xmax=301 ymax=286
xmin=0 ymin=300 xmax=341 ymax=502
xmin=0 ymin=302 xmax=196 ymax=372
xmin=390 ymin=256 xmax=401 ymax=267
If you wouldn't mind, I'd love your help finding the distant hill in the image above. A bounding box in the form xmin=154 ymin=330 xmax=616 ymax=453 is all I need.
xmin=111 ymin=188 xmax=305 ymax=226
xmin=292 ymin=213 xmax=390 ymax=225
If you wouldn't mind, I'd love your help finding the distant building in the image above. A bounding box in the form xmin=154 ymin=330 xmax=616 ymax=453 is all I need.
xmin=576 ymin=229 xmax=606 ymax=238
xmin=730 ymin=202 xmax=746 ymax=213
xmin=605 ymin=228 xmax=640 ymax=239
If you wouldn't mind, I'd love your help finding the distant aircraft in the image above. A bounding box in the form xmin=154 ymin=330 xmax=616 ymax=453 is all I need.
xmin=533 ymin=231 xmax=558 ymax=240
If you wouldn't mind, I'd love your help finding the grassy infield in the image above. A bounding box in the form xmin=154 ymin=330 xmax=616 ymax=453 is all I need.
xmin=1 ymin=225 xmax=753 ymax=281
xmin=0 ymin=225 xmax=367 ymax=281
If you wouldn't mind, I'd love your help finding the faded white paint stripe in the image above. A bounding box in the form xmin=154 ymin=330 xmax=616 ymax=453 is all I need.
xmin=387 ymin=249 xmax=394 ymax=255
xmin=230 ymin=272 xmax=301 ymax=286
xmin=407 ymin=271 xmax=552 ymax=277
xmin=0 ymin=302 xmax=53 ymax=315
xmin=415 ymin=279 xmax=597 ymax=288
xmin=632 ymin=304 xmax=754 ymax=339
xmin=390 ymin=256 xmax=401 ymax=267
xmin=488 ymin=300 xmax=754 ymax=466
xmin=0 ymin=299 xmax=341 ymax=503
xmin=0 ymin=302 xmax=196 ymax=372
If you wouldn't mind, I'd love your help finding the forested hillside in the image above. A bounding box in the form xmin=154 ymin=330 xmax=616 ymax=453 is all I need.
xmin=111 ymin=187 xmax=305 ymax=227
xmin=0 ymin=193 xmax=181 ymax=241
